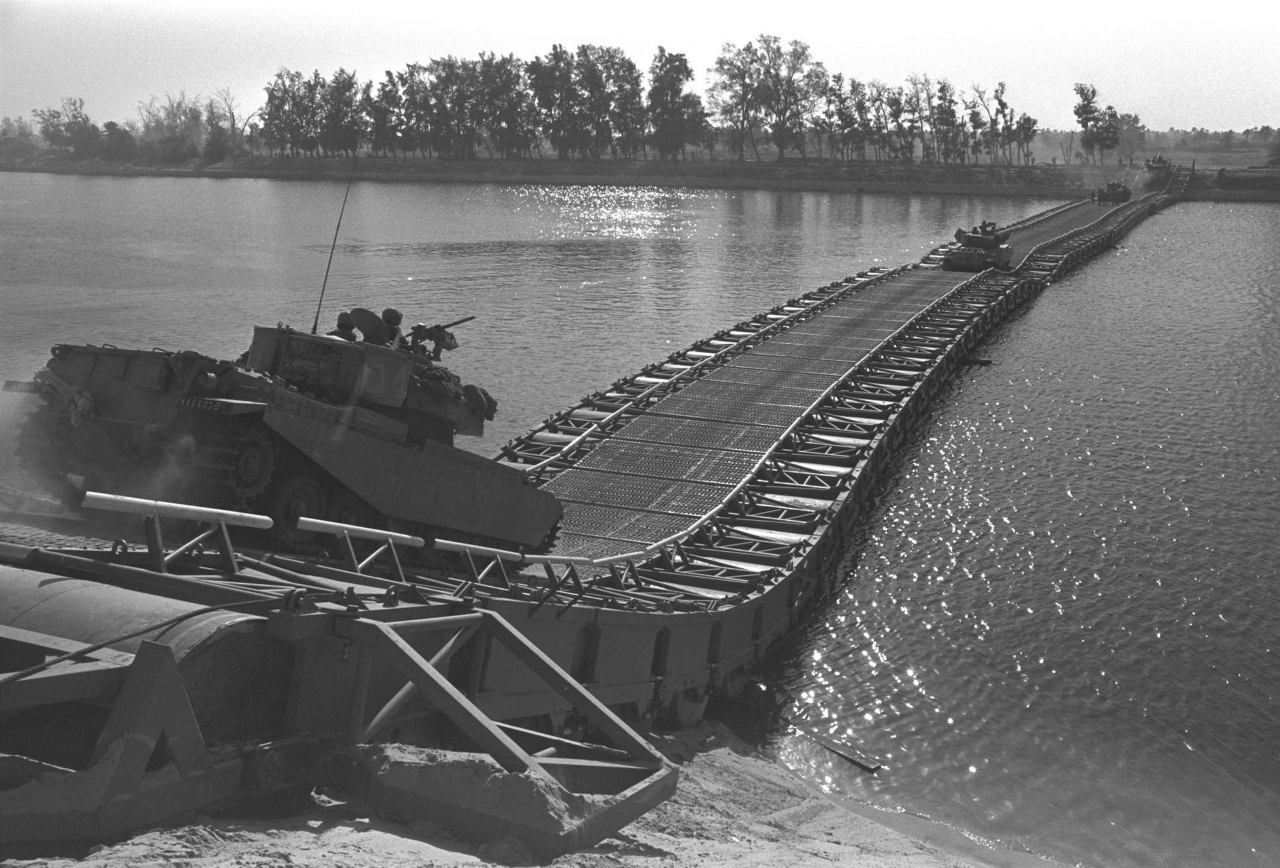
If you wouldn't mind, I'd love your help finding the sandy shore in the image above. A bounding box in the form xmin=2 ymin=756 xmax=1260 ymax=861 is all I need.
xmin=2 ymin=721 xmax=1066 ymax=868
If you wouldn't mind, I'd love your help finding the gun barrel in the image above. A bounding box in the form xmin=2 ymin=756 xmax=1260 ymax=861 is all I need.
xmin=442 ymin=315 xmax=476 ymax=329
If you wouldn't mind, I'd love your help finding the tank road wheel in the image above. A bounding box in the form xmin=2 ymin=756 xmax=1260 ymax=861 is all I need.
xmin=268 ymin=473 xmax=328 ymax=550
xmin=231 ymin=430 xmax=276 ymax=501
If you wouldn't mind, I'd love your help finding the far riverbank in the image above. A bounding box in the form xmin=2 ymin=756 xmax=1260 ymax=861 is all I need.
xmin=9 ymin=153 xmax=1276 ymax=201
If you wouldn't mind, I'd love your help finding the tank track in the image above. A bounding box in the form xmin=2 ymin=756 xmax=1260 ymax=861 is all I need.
xmin=185 ymin=425 xmax=278 ymax=509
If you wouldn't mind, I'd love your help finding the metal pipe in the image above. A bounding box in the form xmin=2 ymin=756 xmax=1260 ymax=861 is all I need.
xmin=297 ymin=516 xmax=425 ymax=547
xmin=81 ymin=492 xmax=274 ymax=530
xmin=361 ymin=623 xmax=479 ymax=743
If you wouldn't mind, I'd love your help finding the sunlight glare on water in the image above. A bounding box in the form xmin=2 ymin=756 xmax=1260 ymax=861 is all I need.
xmin=774 ymin=203 xmax=1280 ymax=868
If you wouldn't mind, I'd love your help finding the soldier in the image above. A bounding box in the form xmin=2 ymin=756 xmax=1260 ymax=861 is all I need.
xmin=327 ymin=311 xmax=357 ymax=341
xmin=382 ymin=307 xmax=407 ymax=350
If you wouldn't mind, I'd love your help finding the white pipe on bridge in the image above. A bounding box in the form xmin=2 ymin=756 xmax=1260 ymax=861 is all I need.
xmin=296 ymin=516 xmax=426 ymax=547
xmin=81 ymin=491 xmax=274 ymax=529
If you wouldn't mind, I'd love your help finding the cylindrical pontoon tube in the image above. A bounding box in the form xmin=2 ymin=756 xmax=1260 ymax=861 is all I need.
xmin=0 ymin=565 xmax=292 ymax=744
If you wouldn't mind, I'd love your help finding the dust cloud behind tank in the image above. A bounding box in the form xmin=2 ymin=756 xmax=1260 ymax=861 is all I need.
xmin=3 ymin=326 xmax=562 ymax=552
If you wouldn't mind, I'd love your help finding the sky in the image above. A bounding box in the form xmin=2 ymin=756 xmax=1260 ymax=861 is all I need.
xmin=2 ymin=0 xmax=1276 ymax=135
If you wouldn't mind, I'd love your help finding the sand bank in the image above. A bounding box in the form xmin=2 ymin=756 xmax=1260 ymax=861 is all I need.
xmin=2 ymin=721 xmax=1067 ymax=868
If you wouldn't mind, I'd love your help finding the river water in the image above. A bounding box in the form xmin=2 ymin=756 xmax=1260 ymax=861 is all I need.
xmin=1 ymin=173 xmax=1277 ymax=868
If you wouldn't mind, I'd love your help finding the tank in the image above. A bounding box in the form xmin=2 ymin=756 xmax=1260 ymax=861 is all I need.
xmin=942 ymin=221 xmax=1013 ymax=271
xmin=1143 ymin=154 xmax=1170 ymax=173
xmin=1141 ymin=155 xmax=1172 ymax=190
xmin=5 ymin=326 xmax=563 ymax=552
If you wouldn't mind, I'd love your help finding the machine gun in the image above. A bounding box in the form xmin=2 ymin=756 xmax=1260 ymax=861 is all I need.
xmin=410 ymin=315 xmax=476 ymax=361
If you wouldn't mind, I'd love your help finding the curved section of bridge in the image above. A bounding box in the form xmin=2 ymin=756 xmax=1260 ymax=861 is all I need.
xmin=498 ymin=169 xmax=1190 ymax=605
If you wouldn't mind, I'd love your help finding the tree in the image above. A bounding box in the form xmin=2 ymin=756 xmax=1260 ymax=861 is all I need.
xmin=867 ymin=80 xmax=893 ymax=160
xmin=933 ymin=79 xmax=964 ymax=164
xmin=602 ymin=48 xmax=645 ymax=159
xmin=965 ymin=100 xmax=986 ymax=164
xmin=574 ymin=46 xmax=613 ymax=159
xmin=527 ymin=44 xmax=581 ymax=158
xmin=707 ymin=41 xmax=761 ymax=161
xmin=398 ymin=63 xmax=432 ymax=157
xmin=319 ymin=67 xmax=362 ymax=156
xmin=364 ymin=71 xmax=403 ymax=157
xmin=426 ymin=56 xmax=482 ymax=159
xmin=907 ymin=74 xmax=936 ymax=161
xmin=260 ymin=70 xmax=302 ymax=155
xmin=33 ymin=98 xmax=99 ymax=157
xmin=1115 ymin=113 xmax=1146 ymax=164
xmin=1073 ymin=83 xmax=1100 ymax=163
xmin=970 ymin=83 xmax=1004 ymax=163
xmin=62 ymin=98 xmax=99 ymax=157
xmin=815 ymin=73 xmax=842 ymax=159
xmin=799 ymin=64 xmax=829 ymax=159
xmin=1013 ymin=113 xmax=1039 ymax=164
xmin=31 ymin=106 xmax=69 ymax=149
xmin=680 ymin=92 xmax=709 ymax=158
xmin=202 ymin=123 xmax=232 ymax=162
xmin=295 ymin=71 xmax=326 ymax=156
xmin=754 ymin=35 xmax=826 ymax=161
xmin=213 ymin=87 xmax=247 ymax=155
xmin=101 ymin=121 xmax=138 ymax=161
xmin=476 ymin=53 xmax=535 ymax=159
xmin=884 ymin=85 xmax=913 ymax=161
xmin=1093 ymin=105 xmax=1121 ymax=163
xmin=647 ymin=47 xmax=694 ymax=160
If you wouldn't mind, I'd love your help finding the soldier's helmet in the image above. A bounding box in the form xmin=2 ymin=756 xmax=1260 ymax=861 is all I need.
xmin=337 ymin=311 xmax=354 ymax=327
xmin=382 ymin=308 xmax=403 ymax=327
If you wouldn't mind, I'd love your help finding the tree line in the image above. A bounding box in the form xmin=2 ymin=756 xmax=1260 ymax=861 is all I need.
xmin=12 ymin=36 xmax=1201 ymax=168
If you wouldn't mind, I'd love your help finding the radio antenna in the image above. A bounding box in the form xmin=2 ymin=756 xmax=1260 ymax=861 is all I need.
xmin=311 ymin=155 xmax=359 ymax=334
